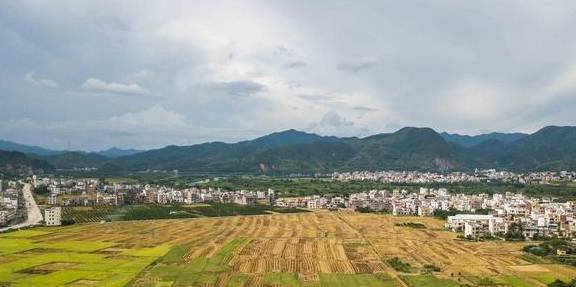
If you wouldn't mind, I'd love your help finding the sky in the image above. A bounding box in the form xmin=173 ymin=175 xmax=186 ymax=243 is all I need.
xmin=1 ymin=0 xmax=576 ymax=151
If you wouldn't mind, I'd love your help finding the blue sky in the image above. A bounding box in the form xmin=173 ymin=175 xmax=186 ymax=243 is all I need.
xmin=1 ymin=0 xmax=576 ymax=150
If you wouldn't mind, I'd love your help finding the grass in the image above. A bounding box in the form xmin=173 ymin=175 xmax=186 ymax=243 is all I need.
xmin=226 ymin=274 xmax=249 ymax=287
xmin=161 ymin=245 xmax=190 ymax=263
xmin=138 ymin=238 xmax=247 ymax=286
xmin=63 ymin=204 xmax=309 ymax=223
xmin=122 ymin=245 xmax=171 ymax=257
xmin=494 ymin=275 xmax=533 ymax=287
xmin=0 ymin=229 xmax=169 ymax=287
xmin=401 ymin=275 xmax=460 ymax=287
xmin=318 ymin=274 xmax=397 ymax=287
xmin=0 ymin=229 xmax=52 ymax=238
xmin=386 ymin=257 xmax=412 ymax=273
xmin=262 ymin=273 xmax=301 ymax=287
xmin=41 ymin=240 xmax=115 ymax=252
xmin=0 ymin=238 xmax=38 ymax=254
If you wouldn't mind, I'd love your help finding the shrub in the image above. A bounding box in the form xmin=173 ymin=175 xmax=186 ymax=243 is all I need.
xmin=386 ymin=257 xmax=412 ymax=273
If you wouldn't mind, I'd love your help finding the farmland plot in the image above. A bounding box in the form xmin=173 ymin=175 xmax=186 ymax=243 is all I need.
xmin=1 ymin=211 xmax=574 ymax=286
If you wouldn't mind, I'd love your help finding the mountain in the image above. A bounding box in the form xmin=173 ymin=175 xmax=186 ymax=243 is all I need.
xmin=112 ymin=130 xmax=336 ymax=173
xmin=97 ymin=148 xmax=144 ymax=158
xmin=0 ymin=150 xmax=53 ymax=176
xmin=0 ymin=139 xmax=63 ymax=156
xmin=504 ymin=126 xmax=576 ymax=170
xmin=237 ymin=129 xmax=336 ymax=149
xmin=2 ymin=126 xmax=576 ymax=174
xmin=113 ymin=127 xmax=469 ymax=173
xmin=440 ymin=132 xmax=528 ymax=147
xmin=344 ymin=127 xmax=466 ymax=170
xmin=35 ymin=152 xmax=110 ymax=170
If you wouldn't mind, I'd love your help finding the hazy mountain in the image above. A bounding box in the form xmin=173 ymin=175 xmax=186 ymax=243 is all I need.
xmin=0 ymin=150 xmax=53 ymax=176
xmin=113 ymin=128 xmax=468 ymax=173
xmin=0 ymin=139 xmax=63 ymax=156
xmin=35 ymin=152 xmax=110 ymax=169
xmin=112 ymin=126 xmax=576 ymax=173
xmin=440 ymin=132 xmax=528 ymax=147
xmin=3 ymin=126 xmax=576 ymax=174
xmin=97 ymin=148 xmax=144 ymax=158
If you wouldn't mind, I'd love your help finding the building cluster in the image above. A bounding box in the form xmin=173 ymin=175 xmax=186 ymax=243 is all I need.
xmin=33 ymin=177 xmax=275 ymax=208
xmin=274 ymin=187 xmax=576 ymax=240
xmin=0 ymin=179 xmax=23 ymax=226
xmin=332 ymin=169 xmax=576 ymax=184
xmin=447 ymin=197 xmax=576 ymax=239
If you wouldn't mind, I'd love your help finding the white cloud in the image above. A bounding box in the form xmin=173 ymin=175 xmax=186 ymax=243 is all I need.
xmin=336 ymin=57 xmax=379 ymax=73
xmin=127 ymin=69 xmax=154 ymax=81
xmin=81 ymin=78 xmax=149 ymax=95
xmin=308 ymin=111 xmax=369 ymax=137
xmin=437 ymin=79 xmax=507 ymax=123
xmin=107 ymin=106 xmax=188 ymax=131
xmin=25 ymin=72 xmax=59 ymax=88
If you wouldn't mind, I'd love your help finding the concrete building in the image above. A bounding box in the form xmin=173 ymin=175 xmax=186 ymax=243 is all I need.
xmin=48 ymin=192 xmax=57 ymax=205
xmin=446 ymin=214 xmax=505 ymax=238
xmin=45 ymin=206 xmax=62 ymax=226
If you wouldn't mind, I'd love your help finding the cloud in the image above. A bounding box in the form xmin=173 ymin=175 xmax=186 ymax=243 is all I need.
xmin=107 ymin=106 xmax=188 ymax=131
xmin=308 ymin=111 xmax=369 ymax=137
xmin=25 ymin=72 xmax=59 ymax=88
xmin=296 ymin=94 xmax=335 ymax=104
xmin=81 ymin=78 xmax=149 ymax=95
xmin=284 ymin=61 xmax=307 ymax=69
xmin=127 ymin=69 xmax=154 ymax=81
xmin=336 ymin=57 xmax=379 ymax=73
xmin=198 ymin=80 xmax=266 ymax=97
xmin=352 ymin=106 xmax=377 ymax=112
xmin=273 ymin=45 xmax=293 ymax=57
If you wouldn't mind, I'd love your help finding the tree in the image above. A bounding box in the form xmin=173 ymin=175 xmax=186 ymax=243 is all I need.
xmin=504 ymin=222 xmax=525 ymax=240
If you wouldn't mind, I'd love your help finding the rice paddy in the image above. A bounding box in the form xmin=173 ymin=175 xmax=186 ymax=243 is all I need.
xmin=0 ymin=210 xmax=573 ymax=286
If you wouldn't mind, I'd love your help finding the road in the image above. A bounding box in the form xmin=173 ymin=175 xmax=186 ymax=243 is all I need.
xmin=0 ymin=183 xmax=43 ymax=232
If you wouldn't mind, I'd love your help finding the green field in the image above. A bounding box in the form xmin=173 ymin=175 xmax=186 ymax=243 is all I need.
xmin=0 ymin=229 xmax=169 ymax=287
xmin=1 ymin=211 xmax=574 ymax=287
xmin=62 ymin=204 xmax=309 ymax=224
xmin=400 ymin=275 xmax=460 ymax=287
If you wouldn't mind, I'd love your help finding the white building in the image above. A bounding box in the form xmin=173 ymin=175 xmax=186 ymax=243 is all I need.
xmin=45 ymin=207 xmax=62 ymax=226
xmin=48 ymin=192 xmax=57 ymax=205
xmin=446 ymin=214 xmax=505 ymax=238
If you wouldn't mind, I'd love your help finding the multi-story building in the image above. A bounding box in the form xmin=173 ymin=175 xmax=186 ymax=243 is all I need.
xmin=45 ymin=206 xmax=62 ymax=226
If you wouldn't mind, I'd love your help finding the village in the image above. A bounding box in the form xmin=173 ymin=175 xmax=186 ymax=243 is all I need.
xmin=332 ymin=169 xmax=576 ymax=184
xmin=18 ymin=174 xmax=573 ymax=241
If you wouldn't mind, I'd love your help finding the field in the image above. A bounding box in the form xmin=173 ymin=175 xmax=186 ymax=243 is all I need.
xmin=61 ymin=204 xmax=308 ymax=224
xmin=1 ymin=211 xmax=574 ymax=286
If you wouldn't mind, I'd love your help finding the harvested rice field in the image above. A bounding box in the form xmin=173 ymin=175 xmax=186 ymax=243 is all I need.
xmin=0 ymin=211 xmax=573 ymax=286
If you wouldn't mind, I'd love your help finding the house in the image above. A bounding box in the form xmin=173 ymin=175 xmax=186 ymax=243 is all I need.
xmin=45 ymin=207 xmax=62 ymax=226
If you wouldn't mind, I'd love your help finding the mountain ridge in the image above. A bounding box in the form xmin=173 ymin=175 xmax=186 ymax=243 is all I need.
xmin=2 ymin=126 xmax=576 ymax=174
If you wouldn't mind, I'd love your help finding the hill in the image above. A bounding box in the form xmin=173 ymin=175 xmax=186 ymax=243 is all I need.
xmin=97 ymin=147 xmax=144 ymax=158
xmin=3 ymin=126 xmax=576 ymax=174
xmin=0 ymin=139 xmax=63 ymax=156
xmin=440 ymin=132 xmax=528 ymax=147
xmin=35 ymin=152 xmax=110 ymax=170
xmin=0 ymin=150 xmax=53 ymax=176
xmin=113 ymin=128 xmax=471 ymax=173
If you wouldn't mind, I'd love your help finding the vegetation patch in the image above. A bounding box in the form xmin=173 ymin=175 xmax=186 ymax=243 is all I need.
xmin=63 ymin=204 xmax=309 ymax=223
xmin=395 ymin=222 xmax=426 ymax=229
xmin=401 ymin=275 xmax=460 ymax=287
xmin=385 ymin=257 xmax=412 ymax=273
xmin=161 ymin=245 xmax=190 ymax=264
xmin=523 ymin=239 xmax=576 ymax=266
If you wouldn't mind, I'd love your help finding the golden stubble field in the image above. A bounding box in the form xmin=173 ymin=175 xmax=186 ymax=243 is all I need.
xmin=2 ymin=211 xmax=576 ymax=287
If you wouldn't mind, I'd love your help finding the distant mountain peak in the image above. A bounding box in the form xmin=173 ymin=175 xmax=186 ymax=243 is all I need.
xmin=441 ymin=131 xmax=528 ymax=147
xmin=97 ymin=147 xmax=144 ymax=158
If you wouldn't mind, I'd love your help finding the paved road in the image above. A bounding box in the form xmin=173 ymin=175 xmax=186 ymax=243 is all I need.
xmin=0 ymin=183 xmax=43 ymax=232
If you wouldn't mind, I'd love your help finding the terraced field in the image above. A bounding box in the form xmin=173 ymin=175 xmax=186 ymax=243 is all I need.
xmin=0 ymin=211 xmax=574 ymax=286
